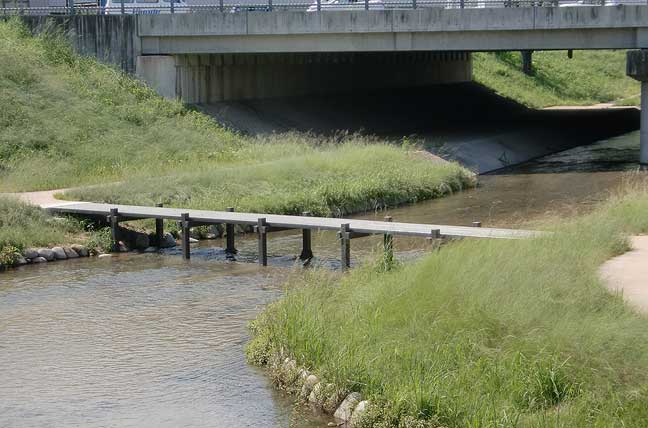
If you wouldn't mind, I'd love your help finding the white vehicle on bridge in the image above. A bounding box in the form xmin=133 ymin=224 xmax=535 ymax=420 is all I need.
xmin=306 ymin=0 xmax=385 ymax=11
xmin=104 ymin=0 xmax=187 ymax=14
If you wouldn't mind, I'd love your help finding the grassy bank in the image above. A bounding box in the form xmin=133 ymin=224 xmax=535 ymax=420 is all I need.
xmin=65 ymin=144 xmax=471 ymax=217
xmin=248 ymin=180 xmax=648 ymax=427
xmin=474 ymin=51 xmax=640 ymax=109
xmin=0 ymin=19 xmax=473 ymax=217
xmin=0 ymin=196 xmax=105 ymax=265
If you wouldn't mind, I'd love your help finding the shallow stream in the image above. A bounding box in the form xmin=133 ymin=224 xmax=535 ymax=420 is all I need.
xmin=0 ymin=131 xmax=642 ymax=428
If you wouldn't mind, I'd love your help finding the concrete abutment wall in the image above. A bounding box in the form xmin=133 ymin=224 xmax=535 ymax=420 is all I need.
xmin=17 ymin=15 xmax=139 ymax=73
xmin=137 ymin=52 xmax=473 ymax=103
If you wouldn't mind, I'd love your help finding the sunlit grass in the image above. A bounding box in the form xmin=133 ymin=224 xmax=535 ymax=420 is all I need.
xmin=474 ymin=51 xmax=640 ymax=109
xmin=0 ymin=196 xmax=82 ymax=250
xmin=65 ymin=144 xmax=474 ymax=216
xmin=249 ymin=178 xmax=648 ymax=427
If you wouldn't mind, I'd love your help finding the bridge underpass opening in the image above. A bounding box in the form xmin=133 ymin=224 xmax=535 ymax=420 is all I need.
xmin=135 ymin=51 xmax=473 ymax=103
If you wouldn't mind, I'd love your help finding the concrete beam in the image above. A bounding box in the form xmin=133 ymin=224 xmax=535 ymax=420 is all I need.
xmin=141 ymin=28 xmax=641 ymax=55
xmin=137 ymin=6 xmax=648 ymax=38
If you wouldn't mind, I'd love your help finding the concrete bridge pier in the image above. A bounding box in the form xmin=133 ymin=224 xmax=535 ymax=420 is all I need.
xmin=627 ymin=50 xmax=648 ymax=166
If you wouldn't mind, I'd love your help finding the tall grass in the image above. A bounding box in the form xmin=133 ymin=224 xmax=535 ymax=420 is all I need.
xmin=474 ymin=51 xmax=640 ymax=109
xmin=65 ymin=144 xmax=474 ymax=216
xmin=249 ymin=182 xmax=648 ymax=427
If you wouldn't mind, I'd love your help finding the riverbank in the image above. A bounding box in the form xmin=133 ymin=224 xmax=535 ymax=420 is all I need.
xmin=0 ymin=196 xmax=96 ymax=268
xmin=248 ymin=175 xmax=648 ymax=427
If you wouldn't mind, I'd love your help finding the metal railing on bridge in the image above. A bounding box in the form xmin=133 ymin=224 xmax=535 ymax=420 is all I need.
xmin=1 ymin=0 xmax=647 ymax=16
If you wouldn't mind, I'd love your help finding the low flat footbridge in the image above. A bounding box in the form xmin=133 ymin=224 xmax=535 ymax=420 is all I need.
xmin=46 ymin=202 xmax=542 ymax=269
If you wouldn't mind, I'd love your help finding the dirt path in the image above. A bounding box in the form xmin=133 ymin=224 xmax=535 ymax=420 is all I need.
xmin=599 ymin=236 xmax=648 ymax=313
xmin=1 ymin=189 xmax=76 ymax=208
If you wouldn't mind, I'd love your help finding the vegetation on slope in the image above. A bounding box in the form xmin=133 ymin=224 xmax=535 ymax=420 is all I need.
xmin=249 ymin=179 xmax=648 ymax=427
xmin=0 ymin=196 xmax=105 ymax=266
xmin=65 ymin=143 xmax=471 ymax=217
xmin=474 ymin=50 xmax=640 ymax=109
xmin=0 ymin=19 xmax=473 ymax=217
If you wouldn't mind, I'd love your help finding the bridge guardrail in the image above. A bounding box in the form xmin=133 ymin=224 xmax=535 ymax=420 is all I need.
xmin=1 ymin=0 xmax=647 ymax=15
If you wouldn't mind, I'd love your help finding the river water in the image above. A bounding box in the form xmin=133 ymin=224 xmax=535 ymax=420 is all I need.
xmin=0 ymin=131 xmax=642 ymax=428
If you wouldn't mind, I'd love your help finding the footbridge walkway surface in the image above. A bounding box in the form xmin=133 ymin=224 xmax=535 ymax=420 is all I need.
xmin=45 ymin=201 xmax=543 ymax=269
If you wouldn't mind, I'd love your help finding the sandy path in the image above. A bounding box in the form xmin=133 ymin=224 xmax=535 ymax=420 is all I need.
xmin=600 ymin=236 xmax=648 ymax=313
xmin=0 ymin=189 xmax=78 ymax=208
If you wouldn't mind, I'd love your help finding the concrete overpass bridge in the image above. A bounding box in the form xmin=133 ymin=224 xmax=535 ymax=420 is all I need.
xmin=12 ymin=5 xmax=648 ymax=163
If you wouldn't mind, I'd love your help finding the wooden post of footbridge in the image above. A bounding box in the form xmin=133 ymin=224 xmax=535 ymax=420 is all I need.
xmin=155 ymin=203 xmax=164 ymax=245
xmin=225 ymin=207 xmax=237 ymax=256
xmin=108 ymin=208 xmax=119 ymax=253
xmin=300 ymin=211 xmax=313 ymax=261
xmin=383 ymin=215 xmax=394 ymax=267
xmin=180 ymin=213 xmax=191 ymax=260
xmin=339 ymin=223 xmax=351 ymax=271
xmin=257 ymin=218 xmax=268 ymax=266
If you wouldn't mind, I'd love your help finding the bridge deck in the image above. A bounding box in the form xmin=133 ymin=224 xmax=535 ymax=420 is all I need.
xmin=46 ymin=202 xmax=541 ymax=239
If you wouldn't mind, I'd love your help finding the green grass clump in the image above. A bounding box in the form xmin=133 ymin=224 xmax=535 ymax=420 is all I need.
xmin=474 ymin=51 xmax=640 ymax=108
xmin=249 ymin=182 xmax=648 ymax=427
xmin=65 ymin=143 xmax=474 ymax=216
xmin=0 ymin=196 xmax=82 ymax=250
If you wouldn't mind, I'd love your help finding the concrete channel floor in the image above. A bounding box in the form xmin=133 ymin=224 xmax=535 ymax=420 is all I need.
xmin=600 ymin=236 xmax=648 ymax=314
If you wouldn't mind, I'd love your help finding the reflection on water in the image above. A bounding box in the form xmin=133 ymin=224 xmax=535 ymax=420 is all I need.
xmin=0 ymin=131 xmax=643 ymax=428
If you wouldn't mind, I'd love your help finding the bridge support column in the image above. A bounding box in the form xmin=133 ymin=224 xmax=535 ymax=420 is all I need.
xmin=521 ymin=50 xmax=533 ymax=75
xmin=155 ymin=203 xmax=164 ymax=246
xmin=225 ymin=207 xmax=238 ymax=258
xmin=256 ymin=218 xmax=268 ymax=267
xmin=299 ymin=211 xmax=314 ymax=261
xmin=627 ymin=50 xmax=648 ymax=166
xmin=180 ymin=213 xmax=191 ymax=260
xmin=383 ymin=216 xmax=394 ymax=268
xmin=339 ymin=223 xmax=351 ymax=271
xmin=108 ymin=208 xmax=120 ymax=253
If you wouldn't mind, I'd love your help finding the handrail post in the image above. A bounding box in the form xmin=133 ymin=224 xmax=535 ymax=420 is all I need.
xmin=317 ymin=0 xmax=321 ymax=10
xmin=364 ymin=0 xmax=368 ymax=10
xmin=120 ymin=0 xmax=124 ymax=14
xmin=257 ymin=218 xmax=268 ymax=266
xmin=383 ymin=216 xmax=394 ymax=268
xmin=180 ymin=213 xmax=191 ymax=260
xmin=155 ymin=203 xmax=164 ymax=246
xmin=225 ymin=207 xmax=237 ymax=257
xmin=170 ymin=0 xmax=174 ymax=13
xmin=108 ymin=208 xmax=120 ymax=253
xmin=300 ymin=211 xmax=314 ymax=261
xmin=268 ymin=0 xmax=272 ymax=11
xmin=412 ymin=0 xmax=416 ymax=9
xmin=219 ymin=0 xmax=223 ymax=12
xmin=339 ymin=223 xmax=351 ymax=271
